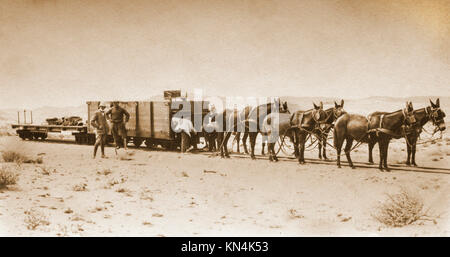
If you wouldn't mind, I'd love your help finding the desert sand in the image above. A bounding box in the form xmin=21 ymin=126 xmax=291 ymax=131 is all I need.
xmin=0 ymin=132 xmax=449 ymax=237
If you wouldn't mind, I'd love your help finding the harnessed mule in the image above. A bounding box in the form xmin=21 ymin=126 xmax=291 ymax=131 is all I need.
xmin=314 ymin=100 xmax=346 ymax=160
xmin=235 ymin=101 xmax=289 ymax=155
xmin=334 ymin=103 xmax=418 ymax=171
xmin=243 ymin=100 xmax=287 ymax=160
xmin=368 ymin=99 xmax=446 ymax=166
xmin=290 ymin=102 xmax=330 ymax=164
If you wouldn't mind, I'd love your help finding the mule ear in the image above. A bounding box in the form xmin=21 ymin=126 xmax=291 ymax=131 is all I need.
xmin=313 ymin=103 xmax=319 ymax=109
xmin=334 ymin=101 xmax=338 ymax=108
xmin=341 ymin=99 xmax=344 ymax=107
xmin=430 ymin=99 xmax=436 ymax=108
xmin=408 ymin=102 xmax=414 ymax=111
xmin=436 ymin=98 xmax=440 ymax=107
xmin=320 ymin=101 xmax=323 ymax=109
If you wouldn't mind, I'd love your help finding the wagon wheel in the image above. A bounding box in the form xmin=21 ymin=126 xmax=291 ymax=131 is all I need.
xmin=33 ymin=134 xmax=40 ymax=140
xmin=133 ymin=138 xmax=143 ymax=147
xmin=19 ymin=133 xmax=27 ymax=140
xmin=40 ymin=134 xmax=47 ymax=140
xmin=75 ymin=134 xmax=80 ymax=144
xmin=144 ymin=139 xmax=155 ymax=148
xmin=180 ymin=132 xmax=190 ymax=153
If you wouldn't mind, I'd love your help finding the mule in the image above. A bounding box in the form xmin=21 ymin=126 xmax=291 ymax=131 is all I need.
xmin=242 ymin=100 xmax=287 ymax=159
xmin=290 ymin=102 xmax=331 ymax=164
xmin=235 ymin=101 xmax=289 ymax=155
xmin=314 ymin=100 xmax=346 ymax=160
xmin=367 ymin=99 xmax=446 ymax=166
xmin=333 ymin=103 xmax=417 ymax=171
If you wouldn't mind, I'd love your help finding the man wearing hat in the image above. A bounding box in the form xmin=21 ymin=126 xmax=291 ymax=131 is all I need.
xmin=106 ymin=101 xmax=130 ymax=150
xmin=91 ymin=102 xmax=109 ymax=158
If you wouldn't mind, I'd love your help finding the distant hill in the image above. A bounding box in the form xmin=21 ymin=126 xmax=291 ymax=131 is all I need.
xmin=0 ymin=105 xmax=86 ymax=125
xmin=0 ymin=96 xmax=448 ymax=125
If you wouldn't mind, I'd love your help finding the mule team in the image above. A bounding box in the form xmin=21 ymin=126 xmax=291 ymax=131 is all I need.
xmin=206 ymin=98 xmax=446 ymax=172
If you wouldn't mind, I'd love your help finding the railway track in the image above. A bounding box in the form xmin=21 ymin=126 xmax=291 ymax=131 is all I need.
xmin=15 ymin=137 xmax=450 ymax=175
xmin=193 ymin=151 xmax=450 ymax=175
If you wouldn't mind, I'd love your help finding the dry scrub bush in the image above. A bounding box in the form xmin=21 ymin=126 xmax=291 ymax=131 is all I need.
xmin=24 ymin=209 xmax=50 ymax=230
xmin=373 ymin=189 xmax=432 ymax=227
xmin=1 ymin=138 xmax=43 ymax=164
xmin=73 ymin=183 xmax=87 ymax=192
xmin=97 ymin=169 xmax=112 ymax=176
xmin=2 ymin=151 xmax=42 ymax=164
xmin=0 ymin=166 xmax=18 ymax=188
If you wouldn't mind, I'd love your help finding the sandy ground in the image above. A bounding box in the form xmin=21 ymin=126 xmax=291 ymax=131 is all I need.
xmin=0 ymin=134 xmax=449 ymax=237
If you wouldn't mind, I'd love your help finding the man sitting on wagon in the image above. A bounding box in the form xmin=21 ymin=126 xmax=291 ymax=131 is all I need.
xmin=106 ymin=101 xmax=130 ymax=150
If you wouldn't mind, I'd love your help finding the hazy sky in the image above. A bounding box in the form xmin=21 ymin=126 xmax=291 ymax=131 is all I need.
xmin=1 ymin=0 xmax=449 ymax=109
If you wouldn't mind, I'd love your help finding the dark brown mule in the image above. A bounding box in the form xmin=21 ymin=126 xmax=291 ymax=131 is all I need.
xmin=290 ymin=102 xmax=330 ymax=164
xmin=235 ymin=101 xmax=289 ymax=155
xmin=334 ymin=103 xmax=416 ymax=171
xmin=368 ymin=99 xmax=446 ymax=166
xmin=314 ymin=100 xmax=346 ymax=160
xmin=366 ymin=102 xmax=414 ymax=164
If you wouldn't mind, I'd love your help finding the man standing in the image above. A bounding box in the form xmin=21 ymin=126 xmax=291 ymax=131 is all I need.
xmin=91 ymin=102 xmax=109 ymax=158
xmin=106 ymin=101 xmax=130 ymax=150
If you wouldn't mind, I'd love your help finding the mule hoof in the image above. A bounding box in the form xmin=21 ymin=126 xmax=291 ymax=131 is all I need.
xmin=413 ymin=163 xmax=418 ymax=167
xmin=379 ymin=167 xmax=384 ymax=171
xmin=274 ymin=158 xmax=279 ymax=162
xmin=225 ymin=155 xmax=231 ymax=159
xmin=351 ymin=166 xmax=356 ymax=169
xmin=251 ymin=156 xmax=256 ymax=160
xmin=368 ymin=161 xmax=374 ymax=164
xmin=406 ymin=162 xmax=411 ymax=166
xmin=338 ymin=165 xmax=341 ymax=168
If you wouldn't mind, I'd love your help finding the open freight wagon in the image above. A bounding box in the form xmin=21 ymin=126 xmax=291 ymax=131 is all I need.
xmin=13 ymin=99 xmax=210 ymax=152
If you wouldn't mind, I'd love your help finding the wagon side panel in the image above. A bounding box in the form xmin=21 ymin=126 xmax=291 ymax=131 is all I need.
xmin=137 ymin=101 xmax=151 ymax=138
xmin=152 ymin=101 xmax=172 ymax=140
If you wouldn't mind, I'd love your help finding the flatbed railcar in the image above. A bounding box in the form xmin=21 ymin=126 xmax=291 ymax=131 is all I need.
xmin=12 ymin=98 xmax=210 ymax=152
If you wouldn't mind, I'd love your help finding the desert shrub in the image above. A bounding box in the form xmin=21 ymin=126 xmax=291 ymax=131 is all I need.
xmin=2 ymin=151 xmax=29 ymax=163
xmin=0 ymin=166 xmax=18 ymax=188
xmin=73 ymin=183 xmax=87 ymax=192
xmin=97 ymin=169 xmax=112 ymax=176
xmin=288 ymin=209 xmax=304 ymax=219
xmin=24 ymin=209 xmax=50 ymax=230
xmin=0 ymin=126 xmax=14 ymax=137
xmin=373 ymin=190 xmax=428 ymax=227
xmin=1 ymin=151 xmax=43 ymax=164
xmin=116 ymin=187 xmax=129 ymax=193
xmin=1 ymin=139 xmax=43 ymax=164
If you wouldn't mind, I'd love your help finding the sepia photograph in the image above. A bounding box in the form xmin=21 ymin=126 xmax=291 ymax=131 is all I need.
xmin=0 ymin=0 xmax=449 ymax=241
